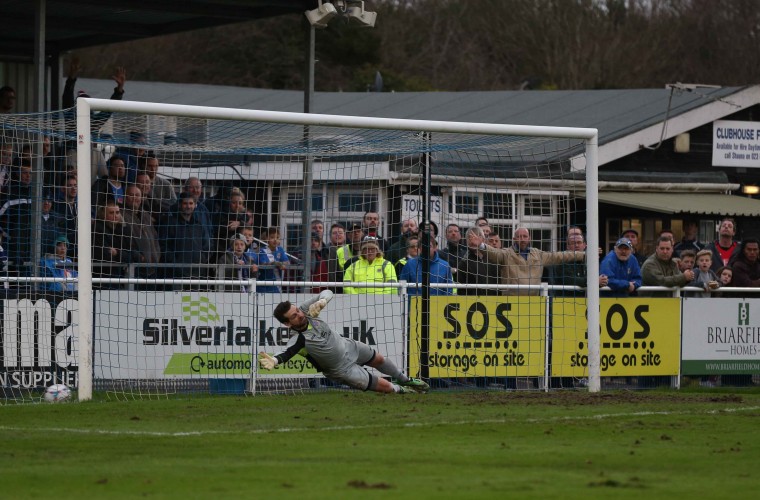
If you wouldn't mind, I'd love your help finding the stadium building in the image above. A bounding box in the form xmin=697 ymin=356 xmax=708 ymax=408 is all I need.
xmin=51 ymin=78 xmax=760 ymax=256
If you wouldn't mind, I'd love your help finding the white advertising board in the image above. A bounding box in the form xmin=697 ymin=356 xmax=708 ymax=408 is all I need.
xmin=95 ymin=291 xmax=256 ymax=379
xmin=94 ymin=292 xmax=405 ymax=380
xmin=681 ymin=298 xmax=760 ymax=374
xmin=257 ymin=294 xmax=406 ymax=378
xmin=712 ymin=120 xmax=760 ymax=168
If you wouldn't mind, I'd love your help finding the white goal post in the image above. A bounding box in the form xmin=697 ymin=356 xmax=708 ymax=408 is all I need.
xmin=75 ymin=97 xmax=600 ymax=400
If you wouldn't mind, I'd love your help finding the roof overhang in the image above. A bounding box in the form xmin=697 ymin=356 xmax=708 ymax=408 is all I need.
xmin=598 ymin=86 xmax=760 ymax=165
xmin=0 ymin=0 xmax=315 ymax=59
xmin=596 ymin=191 xmax=760 ymax=217
xmin=570 ymin=85 xmax=760 ymax=170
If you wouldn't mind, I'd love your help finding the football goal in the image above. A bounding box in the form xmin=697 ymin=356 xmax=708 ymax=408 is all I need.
xmin=0 ymin=98 xmax=599 ymax=403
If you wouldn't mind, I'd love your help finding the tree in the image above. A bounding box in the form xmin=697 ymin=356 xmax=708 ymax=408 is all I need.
xmin=71 ymin=0 xmax=760 ymax=92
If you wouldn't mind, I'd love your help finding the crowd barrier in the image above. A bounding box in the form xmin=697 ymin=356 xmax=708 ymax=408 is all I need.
xmin=1 ymin=280 xmax=758 ymax=392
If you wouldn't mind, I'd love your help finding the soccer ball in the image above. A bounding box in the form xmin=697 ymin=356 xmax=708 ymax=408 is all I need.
xmin=43 ymin=384 xmax=72 ymax=403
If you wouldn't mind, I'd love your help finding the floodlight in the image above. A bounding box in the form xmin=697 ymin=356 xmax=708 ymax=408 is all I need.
xmin=305 ymin=0 xmax=338 ymax=28
xmin=347 ymin=1 xmax=377 ymax=27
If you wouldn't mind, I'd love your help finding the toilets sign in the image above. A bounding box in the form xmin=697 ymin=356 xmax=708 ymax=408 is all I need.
xmin=401 ymin=195 xmax=443 ymax=235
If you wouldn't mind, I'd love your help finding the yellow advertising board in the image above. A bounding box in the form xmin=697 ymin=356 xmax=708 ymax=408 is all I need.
xmin=551 ymin=298 xmax=681 ymax=377
xmin=409 ymin=296 xmax=546 ymax=377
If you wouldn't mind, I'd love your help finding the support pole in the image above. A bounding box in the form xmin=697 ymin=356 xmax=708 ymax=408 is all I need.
xmin=31 ymin=0 xmax=46 ymax=281
xmin=420 ymin=132 xmax=432 ymax=381
xmin=76 ymin=98 xmax=94 ymax=401
xmin=301 ymin=19 xmax=316 ymax=285
xmin=585 ymin=134 xmax=601 ymax=392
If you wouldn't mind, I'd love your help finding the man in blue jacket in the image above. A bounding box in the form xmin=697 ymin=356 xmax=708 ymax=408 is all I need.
xmin=399 ymin=237 xmax=455 ymax=296
xmin=158 ymin=192 xmax=211 ymax=286
xmin=600 ymin=237 xmax=642 ymax=297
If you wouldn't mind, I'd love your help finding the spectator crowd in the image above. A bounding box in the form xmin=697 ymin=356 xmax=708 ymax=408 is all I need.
xmin=1 ymin=65 xmax=759 ymax=305
xmin=3 ymin=68 xmax=758 ymax=392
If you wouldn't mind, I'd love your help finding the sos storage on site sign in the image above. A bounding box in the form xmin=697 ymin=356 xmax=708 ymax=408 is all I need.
xmin=409 ymin=296 xmax=546 ymax=378
xmin=551 ymin=298 xmax=681 ymax=377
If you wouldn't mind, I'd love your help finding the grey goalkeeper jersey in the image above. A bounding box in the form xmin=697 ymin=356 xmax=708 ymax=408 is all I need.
xmin=274 ymin=296 xmax=348 ymax=373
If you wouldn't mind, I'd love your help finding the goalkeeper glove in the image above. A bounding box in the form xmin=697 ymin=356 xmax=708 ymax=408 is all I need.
xmin=308 ymin=299 xmax=328 ymax=317
xmin=259 ymin=352 xmax=278 ymax=370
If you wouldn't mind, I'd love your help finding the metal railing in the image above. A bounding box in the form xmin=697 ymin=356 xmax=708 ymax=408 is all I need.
xmin=5 ymin=265 xmax=760 ymax=297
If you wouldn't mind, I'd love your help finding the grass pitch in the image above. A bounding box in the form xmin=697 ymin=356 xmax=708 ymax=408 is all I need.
xmin=2 ymin=389 xmax=759 ymax=499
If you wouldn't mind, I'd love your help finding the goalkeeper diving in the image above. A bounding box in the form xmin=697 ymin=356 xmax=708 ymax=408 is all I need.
xmin=262 ymin=290 xmax=429 ymax=394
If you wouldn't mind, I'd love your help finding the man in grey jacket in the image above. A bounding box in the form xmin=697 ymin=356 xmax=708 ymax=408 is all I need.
xmin=262 ymin=291 xmax=429 ymax=394
xmin=641 ymin=236 xmax=694 ymax=296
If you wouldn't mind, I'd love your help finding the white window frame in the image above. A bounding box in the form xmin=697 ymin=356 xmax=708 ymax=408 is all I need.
xmin=279 ymin=184 xmax=386 ymax=250
xmin=446 ymin=186 xmax=567 ymax=250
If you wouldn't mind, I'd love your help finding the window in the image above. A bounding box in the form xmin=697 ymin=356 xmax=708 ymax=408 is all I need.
xmin=524 ymin=196 xmax=552 ymax=218
xmin=338 ymin=193 xmax=377 ymax=213
xmin=491 ymin=225 xmax=512 ymax=242
xmin=531 ymin=228 xmax=553 ymax=251
xmin=280 ymin=187 xmax=383 ymax=251
xmin=606 ymin=217 xmax=703 ymax=255
xmin=285 ymin=223 xmax=303 ymax=256
xmin=698 ymin=220 xmax=714 ymax=244
xmin=451 ymin=193 xmax=479 ymax=215
xmin=287 ymin=193 xmax=324 ymax=212
xmin=444 ymin=190 xmax=564 ymax=251
xmin=483 ymin=193 xmax=513 ymax=220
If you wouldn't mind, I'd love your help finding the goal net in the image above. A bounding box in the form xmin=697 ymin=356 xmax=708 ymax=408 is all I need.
xmin=0 ymin=99 xmax=598 ymax=403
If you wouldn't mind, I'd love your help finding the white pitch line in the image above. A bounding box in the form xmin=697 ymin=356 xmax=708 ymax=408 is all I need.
xmin=1 ymin=405 xmax=759 ymax=438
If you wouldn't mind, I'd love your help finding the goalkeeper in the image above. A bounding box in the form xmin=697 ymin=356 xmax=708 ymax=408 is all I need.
xmin=262 ymin=290 xmax=429 ymax=394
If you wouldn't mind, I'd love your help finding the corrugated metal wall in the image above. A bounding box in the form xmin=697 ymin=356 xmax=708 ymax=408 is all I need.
xmin=0 ymin=61 xmax=52 ymax=112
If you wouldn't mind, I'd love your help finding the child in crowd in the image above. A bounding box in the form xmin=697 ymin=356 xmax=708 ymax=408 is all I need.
xmin=690 ymin=249 xmax=720 ymax=297
xmin=693 ymin=253 xmax=725 ymax=388
xmin=251 ymin=226 xmax=289 ymax=293
xmin=40 ymin=236 xmax=78 ymax=292
xmin=678 ymin=249 xmax=696 ymax=272
xmin=216 ymin=234 xmax=258 ymax=292
xmin=239 ymin=226 xmax=258 ymax=258
xmin=717 ymin=266 xmax=733 ymax=287
xmin=692 ymin=249 xmax=723 ymax=387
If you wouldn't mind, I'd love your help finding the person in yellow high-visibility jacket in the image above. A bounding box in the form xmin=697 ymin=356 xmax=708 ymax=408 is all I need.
xmin=335 ymin=223 xmax=364 ymax=272
xmin=343 ymin=238 xmax=397 ymax=294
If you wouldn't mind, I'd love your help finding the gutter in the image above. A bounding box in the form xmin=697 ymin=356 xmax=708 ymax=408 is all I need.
xmin=389 ymin=172 xmax=739 ymax=194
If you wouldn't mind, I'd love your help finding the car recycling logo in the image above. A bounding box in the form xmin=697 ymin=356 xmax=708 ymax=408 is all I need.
xmin=181 ymin=296 xmax=220 ymax=323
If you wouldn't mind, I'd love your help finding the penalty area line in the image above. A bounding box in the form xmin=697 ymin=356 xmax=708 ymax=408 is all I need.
xmin=2 ymin=405 xmax=758 ymax=438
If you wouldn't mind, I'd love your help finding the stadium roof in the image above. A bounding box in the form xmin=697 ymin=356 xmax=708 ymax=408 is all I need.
xmin=66 ymin=80 xmax=760 ymax=216
xmin=0 ymin=0 xmax=313 ymax=59
xmin=75 ymin=78 xmax=760 ymax=167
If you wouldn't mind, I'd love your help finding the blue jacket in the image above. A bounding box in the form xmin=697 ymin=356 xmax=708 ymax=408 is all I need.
xmin=600 ymin=250 xmax=642 ymax=297
xmin=399 ymin=251 xmax=455 ymax=296
xmin=40 ymin=256 xmax=78 ymax=292
xmin=251 ymin=245 xmax=289 ymax=293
